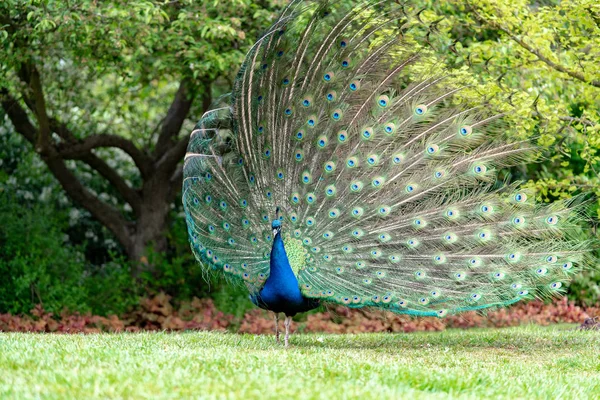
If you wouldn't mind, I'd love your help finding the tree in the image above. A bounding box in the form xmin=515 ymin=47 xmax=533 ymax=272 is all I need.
xmin=0 ymin=1 xmax=282 ymax=266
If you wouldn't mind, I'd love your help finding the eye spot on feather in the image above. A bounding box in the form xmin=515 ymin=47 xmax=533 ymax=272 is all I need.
xmin=384 ymin=122 xmax=396 ymax=135
xmin=263 ymin=148 xmax=271 ymax=159
xmin=332 ymin=109 xmax=342 ymax=121
xmin=377 ymin=95 xmax=389 ymax=108
xmin=328 ymin=208 xmax=340 ymax=218
xmin=562 ymin=262 xmax=573 ymax=270
xmin=302 ymin=99 xmax=311 ymax=107
xmin=222 ymin=222 xmax=231 ymax=231
xmin=353 ymin=296 xmax=362 ymax=304
xmin=550 ymin=282 xmax=562 ymax=289
xmin=323 ymin=231 xmax=334 ymax=240
xmin=469 ymin=257 xmax=483 ymax=267
xmin=476 ymin=229 xmax=492 ymax=241
xmin=289 ymin=213 xmax=298 ymax=223
xmin=443 ymin=232 xmax=458 ymax=244
xmin=284 ymin=108 xmax=293 ymax=116
xmin=306 ymin=192 xmax=317 ymax=204
xmin=295 ymin=131 xmax=304 ymax=141
xmin=326 ymin=91 xmax=337 ymax=102
xmin=378 ymin=205 xmax=391 ymax=217
xmin=205 ymin=172 xmax=212 ymax=182
xmin=341 ymin=59 xmax=350 ymax=68
xmin=324 ymin=161 xmax=336 ymax=173
xmin=306 ymin=217 xmax=315 ymax=227
xmin=340 ymin=39 xmax=348 ymax=48
xmin=242 ymin=219 xmax=250 ymax=228
xmin=337 ymin=130 xmax=347 ymax=143
xmin=317 ymin=135 xmax=328 ymax=148
xmin=414 ymin=104 xmax=427 ymax=115
xmin=342 ymin=245 xmax=353 ymax=253
xmin=512 ymin=216 xmax=525 ymax=226
xmin=514 ymin=192 xmax=527 ymax=203
xmin=367 ymin=154 xmax=379 ymax=165
xmin=493 ymin=272 xmax=505 ymax=279
xmin=407 ymin=238 xmax=420 ymax=248
xmin=301 ymin=171 xmax=312 ymax=184
xmin=362 ymin=127 xmax=373 ymax=140
xmin=459 ymin=125 xmax=472 ymax=136
xmin=470 ymin=293 xmax=481 ymax=301
xmin=546 ymin=255 xmax=558 ymax=263
xmin=518 ymin=290 xmax=529 ymax=296
xmin=208 ymin=225 xmax=216 ymax=234
xmin=433 ymin=254 xmax=446 ymax=264
xmin=335 ymin=267 xmax=344 ymax=274
xmin=473 ymin=164 xmax=487 ymax=175
xmin=257 ymin=95 xmax=263 ymax=102
xmin=282 ymin=77 xmax=290 ymax=86
xmin=445 ymin=208 xmax=459 ymax=219
xmin=546 ymin=215 xmax=558 ymax=225
xmin=362 ymin=279 xmax=372 ymax=285
xmin=204 ymin=194 xmax=212 ymax=204
xmin=405 ymin=184 xmax=416 ymax=193
xmin=413 ymin=218 xmax=427 ymax=228
xmin=536 ymin=267 xmax=548 ymax=276
xmin=257 ymin=125 xmax=264 ymax=134
xmin=371 ymin=177 xmax=385 ymax=188
xmin=397 ymin=300 xmax=408 ymax=308
xmin=379 ymin=233 xmax=391 ymax=243
xmin=290 ymin=194 xmax=302 ymax=207
xmin=419 ymin=297 xmax=429 ymax=305
xmin=454 ymin=272 xmax=466 ymax=280
xmin=325 ymin=185 xmax=337 ymax=197
xmin=507 ymin=252 xmax=521 ymax=263
xmin=219 ymin=201 xmax=227 ymax=210
xmin=352 ymin=229 xmax=365 ymax=238
xmin=323 ymin=72 xmax=335 ymax=82
xmin=426 ymin=144 xmax=439 ymax=155
xmin=349 ymin=80 xmax=360 ymax=91
xmin=371 ymin=249 xmax=382 ymax=259
xmin=346 ymin=157 xmax=359 ymax=168
xmin=356 ymin=261 xmax=366 ymax=269
xmin=350 ymin=181 xmax=363 ymax=192
xmin=307 ymin=115 xmax=317 ymax=126
xmin=392 ymin=153 xmax=404 ymax=165
xmin=480 ymin=204 xmax=494 ymax=214
xmin=351 ymin=207 xmax=364 ymax=218
xmin=389 ymin=255 xmax=401 ymax=263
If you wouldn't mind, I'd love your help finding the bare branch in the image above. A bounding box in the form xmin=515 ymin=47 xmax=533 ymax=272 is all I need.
xmin=57 ymin=133 xmax=154 ymax=178
xmin=0 ymin=89 xmax=135 ymax=250
xmin=154 ymin=78 xmax=195 ymax=159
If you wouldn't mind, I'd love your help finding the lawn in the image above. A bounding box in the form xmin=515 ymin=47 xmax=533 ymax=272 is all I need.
xmin=1 ymin=325 xmax=599 ymax=399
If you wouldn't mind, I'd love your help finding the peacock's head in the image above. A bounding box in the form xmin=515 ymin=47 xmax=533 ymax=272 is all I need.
xmin=272 ymin=219 xmax=282 ymax=237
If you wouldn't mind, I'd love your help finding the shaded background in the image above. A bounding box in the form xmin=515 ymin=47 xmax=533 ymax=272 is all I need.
xmin=1 ymin=0 xmax=599 ymax=321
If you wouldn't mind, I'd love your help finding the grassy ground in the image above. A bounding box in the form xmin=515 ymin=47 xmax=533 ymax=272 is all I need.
xmin=1 ymin=325 xmax=599 ymax=399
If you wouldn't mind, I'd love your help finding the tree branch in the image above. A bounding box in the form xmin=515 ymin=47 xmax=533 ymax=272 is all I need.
xmin=469 ymin=5 xmax=600 ymax=89
xmin=0 ymin=89 xmax=135 ymax=250
xmin=154 ymin=78 xmax=195 ymax=159
xmin=57 ymin=133 xmax=154 ymax=178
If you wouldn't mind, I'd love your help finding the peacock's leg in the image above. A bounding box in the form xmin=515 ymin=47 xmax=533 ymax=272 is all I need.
xmin=284 ymin=316 xmax=291 ymax=347
xmin=274 ymin=313 xmax=280 ymax=343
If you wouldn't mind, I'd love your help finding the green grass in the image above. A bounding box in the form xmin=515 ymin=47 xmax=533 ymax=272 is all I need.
xmin=1 ymin=325 xmax=599 ymax=399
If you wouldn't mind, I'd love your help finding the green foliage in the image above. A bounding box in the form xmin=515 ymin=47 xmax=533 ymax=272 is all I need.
xmin=0 ymin=192 xmax=88 ymax=314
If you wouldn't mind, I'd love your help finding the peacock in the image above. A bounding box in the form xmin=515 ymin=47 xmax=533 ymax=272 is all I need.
xmin=182 ymin=0 xmax=594 ymax=346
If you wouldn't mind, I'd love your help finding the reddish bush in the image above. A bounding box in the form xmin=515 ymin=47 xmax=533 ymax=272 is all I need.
xmin=0 ymin=295 xmax=597 ymax=334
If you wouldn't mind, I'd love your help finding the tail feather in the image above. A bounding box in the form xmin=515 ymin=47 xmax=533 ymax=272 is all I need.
xmin=182 ymin=0 xmax=596 ymax=315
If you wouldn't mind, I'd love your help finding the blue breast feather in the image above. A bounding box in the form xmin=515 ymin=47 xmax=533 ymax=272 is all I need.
xmin=250 ymin=232 xmax=319 ymax=316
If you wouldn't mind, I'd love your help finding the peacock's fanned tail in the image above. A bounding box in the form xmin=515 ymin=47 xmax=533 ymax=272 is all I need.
xmin=183 ymin=0 xmax=594 ymax=316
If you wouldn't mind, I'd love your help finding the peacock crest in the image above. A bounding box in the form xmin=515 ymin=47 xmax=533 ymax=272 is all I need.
xmin=182 ymin=0 xmax=594 ymax=318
